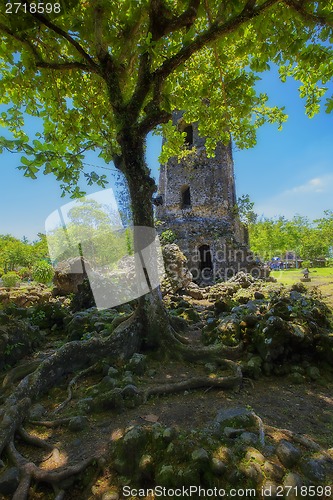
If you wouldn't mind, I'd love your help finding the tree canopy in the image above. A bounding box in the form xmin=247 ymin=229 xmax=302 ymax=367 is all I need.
xmin=249 ymin=211 xmax=333 ymax=261
xmin=0 ymin=233 xmax=48 ymax=272
xmin=0 ymin=0 xmax=332 ymax=198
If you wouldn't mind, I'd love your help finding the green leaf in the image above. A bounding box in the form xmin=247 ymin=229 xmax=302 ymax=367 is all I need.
xmin=20 ymin=156 xmax=30 ymax=166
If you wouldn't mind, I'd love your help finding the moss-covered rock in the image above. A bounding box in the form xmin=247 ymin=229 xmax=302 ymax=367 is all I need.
xmin=0 ymin=314 xmax=42 ymax=370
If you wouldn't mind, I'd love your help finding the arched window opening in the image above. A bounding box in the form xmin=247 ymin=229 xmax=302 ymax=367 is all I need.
xmin=199 ymin=244 xmax=213 ymax=272
xmin=181 ymin=185 xmax=191 ymax=209
xmin=183 ymin=124 xmax=193 ymax=148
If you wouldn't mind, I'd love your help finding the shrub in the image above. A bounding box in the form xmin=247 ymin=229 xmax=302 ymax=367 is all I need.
xmin=32 ymin=261 xmax=54 ymax=284
xmin=29 ymin=303 xmax=68 ymax=328
xmin=160 ymin=229 xmax=176 ymax=245
xmin=17 ymin=267 xmax=31 ymax=280
xmin=302 ymin=260 xmax=312 ymax=268
xmin=0 ymin=267 xmax=4 ymax=277
xmin=2 ymin=272 xmax=20 ymax=287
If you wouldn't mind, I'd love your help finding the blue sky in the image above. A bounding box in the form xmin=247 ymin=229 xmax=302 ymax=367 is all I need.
xmin=0 ymin=69 xmax=332 ymax=241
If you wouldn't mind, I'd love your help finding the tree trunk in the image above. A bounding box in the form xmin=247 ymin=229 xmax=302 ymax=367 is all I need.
xmin=117 ymin=132 xmax=171 ymax=349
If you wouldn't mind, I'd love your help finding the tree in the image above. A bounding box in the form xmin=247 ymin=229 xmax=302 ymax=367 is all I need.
xmin=1 ymin=2 xmax=333 ymax=492
xmin=249 ymin=213 xmax=333 ymax=261
xmin=47 ymin=196 xmax=129 ymax=266
xmin=0 ymin=234 xmax=34 ymax=271
xmin=315 ymin=210 xmax=333 ymax=259
xmin=1 ymin=0 xmax=332 ymax=344
xmin=236 ymin=194 xmax=257 ymax=226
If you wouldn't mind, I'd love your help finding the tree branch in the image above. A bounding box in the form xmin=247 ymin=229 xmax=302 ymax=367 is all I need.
xmin=0 ymin=22 xmax=41 ymax=60
xmin=152 ymin=0 xmax=280 ymax=86
xmin=92 ymin=4 xmax=124 ymax=113
xmin=282 ymin=0 xmax=333 ymax=28
xmin=149 ymin=0 xmax=200 ymax=41
xmin=24 ymin=0 xmax=100 ymax=72
xmin=126 ymin=51 xmax=151 ymax=121
xmin=243 ymin=0 xmax=258 ymax=13
xmin=36 ymin=61 xmax=94 ymax=72
xmin=137 ymin=106 xmax=171 ymax=136
xmin=0 ymin=23 xmax=99 ymax=74
xmin=126 ymin=0 xmax=201 ymax=123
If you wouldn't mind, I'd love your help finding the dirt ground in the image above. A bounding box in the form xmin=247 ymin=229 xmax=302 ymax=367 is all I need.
xmin=25 ymin=356 xmax=333 ymax=472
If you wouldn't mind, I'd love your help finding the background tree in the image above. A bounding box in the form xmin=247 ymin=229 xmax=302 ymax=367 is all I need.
xmin=249 ymin=212 xmax=333 ymax=262
xmin=0 ymin=234 xmax=33 ymax=271
xmin=236 ymin=194 xmax=257 ymax=226
xmin=315 ymin=210 xmax=333 ymax=259
xmin=47 ymin=197 xmax=130 ymax=266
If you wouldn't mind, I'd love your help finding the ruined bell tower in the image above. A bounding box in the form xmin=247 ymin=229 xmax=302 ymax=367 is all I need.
xmin=155 ymin=112 xmax=258 ymax=282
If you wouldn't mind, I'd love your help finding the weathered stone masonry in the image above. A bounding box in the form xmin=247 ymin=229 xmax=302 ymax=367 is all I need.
xmin=156 ymin=113 xmax=260 ymax=282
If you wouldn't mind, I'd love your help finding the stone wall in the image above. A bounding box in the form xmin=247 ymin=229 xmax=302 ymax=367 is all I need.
xmin=156 ymin=113 xmax=265 ymax=282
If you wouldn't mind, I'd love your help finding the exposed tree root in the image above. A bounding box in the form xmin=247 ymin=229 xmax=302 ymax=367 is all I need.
xmin=143 ymin=360 xmax=242 ymax=402
xmin=0 ymin=298 xmax=246 ymax=499
xmin=7 ymin=440 xmax=94 ymax=500
xmin=1 ymin=359 xmax=42 ymax=390
xmin=0 ymin=312 xmax=141 ymax=454
xmin=12 ymin=470 xmax=31 ymax=500
xmin=28 ymin=418 xmax=75 ymax=428
xmin=0 ymin=313 xmax=142 ymax=498
xmin=162 ymin=324 xmax=244 ymax=361
xmin=170 ymin=327 xmax=190 ymax=344
xmin=54 ymin=489 xmax=65 ymax=500
xmin=265 ymin=424 xmax=332 ymax=457
xmin=17 ymin=425 xmax=54 ymax=451
xmin=53 ymin=362 xmax=100 ymax=415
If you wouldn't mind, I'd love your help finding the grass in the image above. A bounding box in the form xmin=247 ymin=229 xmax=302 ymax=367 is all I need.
xmin=270 ymin=267 xmax=333 ymax=309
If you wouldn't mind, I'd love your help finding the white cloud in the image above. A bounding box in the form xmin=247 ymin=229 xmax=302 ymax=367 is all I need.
xmin=283 ymin=176 xmax=332 ymax=195
xmin=255 ymin=174 xmax=333 ymax=219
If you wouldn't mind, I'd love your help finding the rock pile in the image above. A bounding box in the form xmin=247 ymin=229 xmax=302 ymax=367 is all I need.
xmin=203 ymin=279 xmax=333 ymax=379
xmin=0 ymin=309 xmax=42 ymax=370
xmin=161 ymin=244 xmax=193 ymax=294
xmin=0 ymin=284 xmax=52 ymax=307
xmin=53 ymin=256 xmax=91 ymax=295
xmin=101 ymin=406 xmax=333 ymax=498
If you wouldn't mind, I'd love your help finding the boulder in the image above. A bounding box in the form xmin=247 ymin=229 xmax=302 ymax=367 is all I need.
xmin=161 ymin=244 xmax=193 ymax=293
xmin=211 ymin=458 xmax=227 ymax=476
xmin=227 ymin=272 xmax=255 ymax=288
xmin=214 ymin=407 xmax=256 ymax=431
xmin=302 ymin=457 xmax=333 ymax=482
xmin=68 ymin=416 xmax=88 ymax=432
xmin=53 ymin=257 xmax=91 ymax=295
xmin=276 ymin=440 xmax=301 ymax=468
xmin=191 ymin=448 xmax=209 ymax=463
xmin=185 ymin=282 xmax=204 ymax=299
xmin=127 ymin=353 xmax=146 ymax=375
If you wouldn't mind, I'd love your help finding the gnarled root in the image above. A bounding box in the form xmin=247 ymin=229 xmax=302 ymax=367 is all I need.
xmin=0 ymin=313 xmax=142 ymax=498
xmin=143 ymin=359 xmax=242 ymax=402
xmin=17 ymin=425 xmax=54 ymax=451
xmin=163 ymin=325 xmax=244 ymax=361
xmin=0 ymin=312 xmax=141 ymax=455
xmin=53 ymin=362 xmax=100 ymax=415
xmin=28 ymin=418 xmax=76 ymax=428
xmin=7 ymin=440 xmax=94 ymax=500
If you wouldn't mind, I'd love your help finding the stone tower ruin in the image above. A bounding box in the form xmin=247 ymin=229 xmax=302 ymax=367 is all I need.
xmin=155 ymin=113 xmax=261 ymax=282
